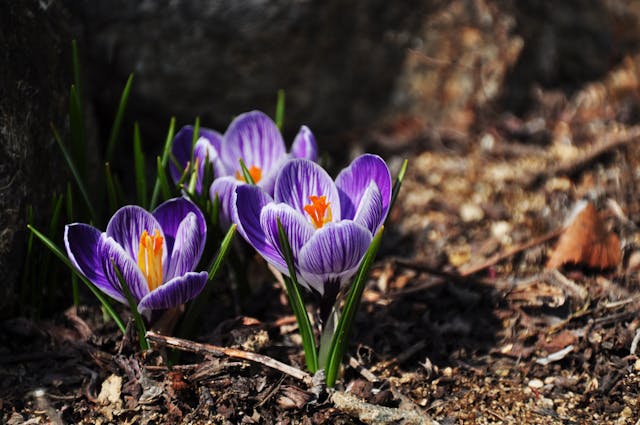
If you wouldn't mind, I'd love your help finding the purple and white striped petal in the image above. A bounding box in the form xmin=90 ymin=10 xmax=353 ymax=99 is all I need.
xmin=137 ymin=271 xmax=208 ymax=313
xmin=335 ymin=154 xmax=392 ymax=221
xmin=153 ymin=197 xmax=206 ymax=257
xmin=165 ymin=212 xmax=203 ymax=280
xmin=170 ymin=125 xmax=223 ymax=184
xmin=106 ymin=205 xmax=167 ymax=267
xmin=65 ymin=224 xmax=126 ymax=304
xmin=233 ymin=185 xmax=287 ymax=271
xmin=274 ymin=159 xmax=341 ymax=221
xmin=291 ymin=126 xmax=318 ymax=162
xmin=193 ymin=137 xmax=225 ymax=194
xmin=352 ymin=181 xmax=384 ymax=234
xmin=298 ymin=221 xmax=372 ymax=295
xmin=221 ymin=111 xmax=286 ymax=179
xmin=260 ymin=202 xmax=315 ymax=274
xmin=210 ymin=176 xmax=241 ymax=229
xmin=98 ymin=234 xmax=150 ymax=304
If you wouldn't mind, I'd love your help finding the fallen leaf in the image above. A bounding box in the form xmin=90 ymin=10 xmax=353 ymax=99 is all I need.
xmin=546 ymin=201 xmax=621 ymax=270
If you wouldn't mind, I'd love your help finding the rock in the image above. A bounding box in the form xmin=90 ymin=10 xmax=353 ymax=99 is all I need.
xmin=0 ymin=1 xmax=70 ymax=318
xmin=66 ymin=0 xmax=436 ymax=154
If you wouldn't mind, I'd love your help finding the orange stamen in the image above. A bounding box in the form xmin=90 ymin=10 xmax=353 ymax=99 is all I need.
xmin=137 ymin=229 xmax=164 ymax=291
xmin=304 ymin=195 xmax=332 ymax=229
xmin=235 ymin=165 xmax=262 ymax=183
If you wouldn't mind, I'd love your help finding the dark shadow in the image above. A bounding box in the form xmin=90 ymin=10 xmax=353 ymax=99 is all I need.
xmin=499 ymin=0 xmax=640 ymax=116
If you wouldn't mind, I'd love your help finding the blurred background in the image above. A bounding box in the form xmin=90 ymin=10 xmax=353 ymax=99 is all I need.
xmin=3 ymin=0 xmax=640 ymax=317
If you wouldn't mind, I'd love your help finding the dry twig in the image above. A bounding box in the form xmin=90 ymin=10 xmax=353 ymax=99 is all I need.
xmin=146 ymin=331 xmax=313 ymax=386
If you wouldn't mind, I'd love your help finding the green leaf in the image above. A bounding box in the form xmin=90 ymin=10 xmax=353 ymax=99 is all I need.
xmin=208 ymin=224 xmax=237 ymax=281
xmin=27 ymin=225 xmax=126 ymax=333
xmin=155 ymin=156 xmax=173 ymax=204
xmin=150 ymin=117 xmax=176 ymax=210
xmin=177 ymin=224 xmax=237 ymax=338
xmin=105 ymin=73 xmax=134 ymax=162
xmin=275 ymin=89 xmax=285 ymax=131
xmin=65 ymin=183 xmax=79 ymax=306
xmin=69 ymin=85 xmax=86 ymax=180
xmin=51 ymin=124 xmax=99 ymax=224
xmin=71 ymin=39 xmax=82 ymax=99
xmin=276 ymin=218 xmax=318 ymax=373
xmin=104 ymin=162 xmax=119 ymax=215
xmin=133 ymin=122 xmax=148 ymax=207
xmin=385 ymin=159 xmax=408 ymax=226
xmin=238 ymin=158 xmax=256 ymax=185
xmin=111 ymin=260 xmax=149 ymax=350
xmin=324 ymin=226 xmax=385 ymax=387
xmin=190 ymin=116 xmax=200 ymax=165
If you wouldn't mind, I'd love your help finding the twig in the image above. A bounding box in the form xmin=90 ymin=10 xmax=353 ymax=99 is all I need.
xmin=524 ymin=126 xmax=640 ymax=188
xmin=630 ymin=329 xmax=640 ymax=356
xmin=146 ymin=331 xmax=312 ymax=386
xmin=458 ymin=228 xmax=562 ymax=276
xmin=348 ymin=356 xmax=380 ymax=383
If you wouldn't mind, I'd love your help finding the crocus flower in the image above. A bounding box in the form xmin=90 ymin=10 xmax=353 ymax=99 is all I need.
xmin=232 ymin=155 xmax=391 ymax=307
xmin=170 ymin=110 xmax=318 ymax=228
xmin=64 ymin=198 xmax=208 ymax=320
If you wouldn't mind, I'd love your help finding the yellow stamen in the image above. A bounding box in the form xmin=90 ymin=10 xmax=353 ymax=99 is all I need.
xmin=137 ymin=229 xmax=164 ymax=291
xmin=235 ymin=165 xmax=262 ymax=183
xmin=304 ymin=195 xmax=332 ymax=229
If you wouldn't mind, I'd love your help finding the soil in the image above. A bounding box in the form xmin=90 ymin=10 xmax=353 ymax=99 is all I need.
xmin=4 ymin=51 xmax=640 ymax=425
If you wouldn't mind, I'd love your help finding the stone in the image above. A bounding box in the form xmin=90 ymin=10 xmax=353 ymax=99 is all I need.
xmin=0 ymin=0 xmax=71 ymax=318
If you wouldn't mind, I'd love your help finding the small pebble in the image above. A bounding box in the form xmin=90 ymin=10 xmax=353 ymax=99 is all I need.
xmin=460 ymin=203 xmax=484 ymax=222
xmin=442 ymin=367 xmax=453 ymax=378
xmin=528 ymin=378 xmax=544 ymax=389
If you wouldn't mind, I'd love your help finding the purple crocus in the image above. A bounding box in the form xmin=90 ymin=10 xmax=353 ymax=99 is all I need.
xmin=64 ymin=197 xmax=208 ymax=320
xmin=170 ymin=110 xmax=318 ymax=228
xmin=232 ymin=155 xmax=391 ymax=308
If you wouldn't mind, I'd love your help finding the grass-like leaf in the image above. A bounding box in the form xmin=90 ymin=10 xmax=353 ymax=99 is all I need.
xmin=51 ymin=124 xmax=98 ymax=224
xmin=28 ymin=225 xmax=126 ymax=333
xmin=238 ymin=158 xmax=256 ymax=185
xmin=105 ymin=73 xmax=134 ymax=162
xmin=149 ymin=117 xmax=176 ymax=210
xmin=385 ymin=159 xmax=408 ymax=226
xmin=66 ymin=183 xmax=79 ymax=306
xmin=190 ymin=116 xmax=200 ymax=165
xmin=111 ymin=260 xmax=149 ymax=350
xmin=69 ymin=85 xmax=86 ymax=181
xmin=71 ymin=39 xmax=82 ymax=99
xmin=277 ymin=218 xmax=318 ymax=373
xmin=133 ymin=123 xmax=148 ymax=207
xmin=275 ymin=89 xmax=285 ymax=131
xmin=324 ymin=226 xmax=384 ymax=387
xmin=104 ymin=162 xmax=120 ymax=215
xmin=155 ymin=156 xmax=173 ymax=205
xmin=177 ymin=224 xmax=237 ymax=338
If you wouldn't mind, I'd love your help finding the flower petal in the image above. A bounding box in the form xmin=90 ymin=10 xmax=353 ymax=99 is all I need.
xmin=137 ymin=271 xmax=208 ymax=313
xmin=170 ymin=125 xmax=223 ymax=184
xmin=65 ymin=224 xmax=126 ymax=304
xmin=221 ymin=110 xmax=286 ymax=179
xmin=106 ymin=205 xmax=167 ymax=266
xmin=210 ymin=176 xmax=241 ymax=229
xmin=153 ymin=197 xmax=206 ymax=257
xmin=260 ymin=202 xmax=315 ymax=274
xmin=233 ymin=184 xmax=286 ymax=271
xmin=273 ymin=159 xmax=341 ymax=221
xmin=193 ymin=136 xmax=225 ymax=194
xmin=335 ymin=154 xmax=391 ymax=221
xmin=298 ymin=221 xmax=372 ymax=295
xmin=290 ymin=125 xmax=318 ymax=162
xmin=352 ymin=181 xmax=384 ymax=234
xmin=98 ymin=234 xmax=149 ymax=303
xmin=165 ymin=212 xmax=204 ymax=280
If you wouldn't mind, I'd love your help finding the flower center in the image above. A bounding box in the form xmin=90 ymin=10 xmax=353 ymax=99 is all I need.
xmin=137 ymin=229 xmax=164 ymax=291
xmin=235 ymin=165 xmax=262 ymax=183
xmin=304 ymin=195 xmax=332 ymax=229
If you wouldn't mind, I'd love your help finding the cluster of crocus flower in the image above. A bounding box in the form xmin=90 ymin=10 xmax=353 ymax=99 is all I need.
xmin=65 ymin=109 xmax=392 ymax=342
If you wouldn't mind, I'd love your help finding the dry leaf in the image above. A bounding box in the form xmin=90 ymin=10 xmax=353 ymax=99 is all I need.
xmin=546 ymin=201 xmax=621 ymax=270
